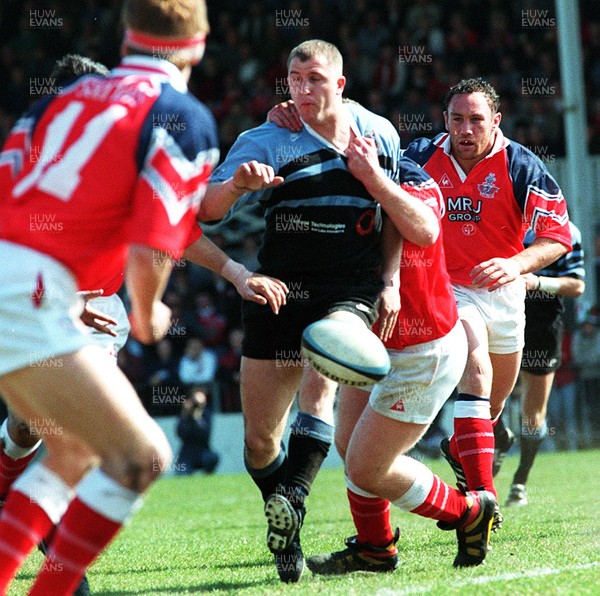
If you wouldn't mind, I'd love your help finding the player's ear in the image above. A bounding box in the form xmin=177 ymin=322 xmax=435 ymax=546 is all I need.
xmin=492 ymin=111 xmax=502 ymax=129
xmin=443 ymin=110 xmax=449 ymax=131
xmin=336 ymin=75 xmax=346 ymax=95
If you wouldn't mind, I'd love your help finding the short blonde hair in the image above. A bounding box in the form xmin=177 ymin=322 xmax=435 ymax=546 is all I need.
xmin=287 ymin=39 xmax=343 ymax=73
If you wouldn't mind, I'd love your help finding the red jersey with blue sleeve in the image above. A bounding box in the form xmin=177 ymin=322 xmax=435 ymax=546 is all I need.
xmin=374 ymin=155 xmax=459 ymax=350
xmin=403 ymin=130 xmax=572 ymax=285
xmin=0 ymin=56 xmax=218 ymax=295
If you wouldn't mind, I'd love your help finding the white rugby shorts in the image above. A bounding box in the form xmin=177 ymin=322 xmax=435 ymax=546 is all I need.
xmin=87 ymin=294 xmax=130 ymax=359
xmin=452 ymin=280 xmax=526 ymax=354
xmin=369 ymin=321 xmax=468 ymax=424
xmin=0 ymin=241 xmax=89 ymax=376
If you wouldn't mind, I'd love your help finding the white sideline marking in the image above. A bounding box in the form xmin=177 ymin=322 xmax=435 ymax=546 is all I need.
xmin=377 ymin=562 xmax=599 ymax=595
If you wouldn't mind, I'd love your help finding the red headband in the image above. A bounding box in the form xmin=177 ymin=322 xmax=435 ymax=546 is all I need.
xmin=123 ymin=28 xmax=206 ymax=63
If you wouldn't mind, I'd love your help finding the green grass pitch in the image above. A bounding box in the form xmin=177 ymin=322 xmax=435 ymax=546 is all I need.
xmin=11 ymin=449 xmax=599 ymax=595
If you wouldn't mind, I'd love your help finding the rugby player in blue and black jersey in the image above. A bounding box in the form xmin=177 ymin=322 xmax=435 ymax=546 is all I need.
xmin=201 ymin=39 xmax=438 ymax=582
xmin=493 ymin=222 xmax=585 ymax=505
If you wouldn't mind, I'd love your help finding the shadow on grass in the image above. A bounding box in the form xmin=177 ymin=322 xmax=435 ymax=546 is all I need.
xmin=94 ymin=581 xmax=266 ymax=595
xmin=16 ymin=558 xmax=266 ymax=582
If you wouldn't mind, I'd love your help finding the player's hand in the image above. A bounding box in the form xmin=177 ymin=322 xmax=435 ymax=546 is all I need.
xmin=245 ymin=274 xmax=289 ymax=314
xmin=77 ymin=289 xmax=118 ymax=337
xmin=222 ymin=259 xmax=288 ymax=314
xmin=344 ymin=136 xmax=380 ymax=184
xmin=522 ymin=272 xmax=539 ymax=291
xmin=377 ymin=285 xmax=400 ymax=342
xmin=230 ymin=161 xmax=284 ymax=194
xmin=267 ymin=100 xmax=302 ymax=131
xmin=129 ymin=301 xmax=172 ymax=344
xmin=470 ymin=258 xmax=521 ymax=291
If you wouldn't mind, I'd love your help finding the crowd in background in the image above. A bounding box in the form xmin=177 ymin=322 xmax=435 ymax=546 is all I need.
xmin=1 ymin=0 xmax=599 ymax=434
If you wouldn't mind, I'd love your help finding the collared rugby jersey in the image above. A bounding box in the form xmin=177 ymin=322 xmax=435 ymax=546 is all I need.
xmin=404 ymin=130 xmax=572 ymax=285
xmin=375 ymin=155 xmax=459 ymax=349
xmin=211 ymin=103 xmax=400 ymax=281
xmin=0 ymin=56 xmax=218 ymax=295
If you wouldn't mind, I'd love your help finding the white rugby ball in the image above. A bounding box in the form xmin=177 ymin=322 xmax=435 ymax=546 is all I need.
xmin=301 ymin=319 xmax=391 ymax=386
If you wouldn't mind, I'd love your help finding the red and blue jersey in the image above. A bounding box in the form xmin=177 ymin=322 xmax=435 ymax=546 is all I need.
xmin=404 ymin=130 xmax=572 ymax=285
xmin=0 ymin=56 xmax=218 ymax=295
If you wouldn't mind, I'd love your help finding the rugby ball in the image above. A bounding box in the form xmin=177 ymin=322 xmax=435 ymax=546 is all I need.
xmin=301 ymin=319 xmax=391 ymax=386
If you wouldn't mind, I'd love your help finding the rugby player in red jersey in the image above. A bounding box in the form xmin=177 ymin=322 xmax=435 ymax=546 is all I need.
xmin=0 ymin=1 xmax=236 ymax=593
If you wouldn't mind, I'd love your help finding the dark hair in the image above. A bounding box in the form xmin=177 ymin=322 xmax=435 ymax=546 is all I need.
xmin=443 ymin=78 xmax=500 ymax=114
xmin=49 ymin=54 xmax=109 ymax=86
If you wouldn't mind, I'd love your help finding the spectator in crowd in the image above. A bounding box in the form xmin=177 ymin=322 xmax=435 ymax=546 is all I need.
xmin=175 ymin=386 xmax=219 ymax=475
xmin=143 ymin=339 xmax=182 ymax=417
xmin=192 ymin=290 xmax=229 ymax=352
xmin=179 ymin=338 xmax=219 ymax=391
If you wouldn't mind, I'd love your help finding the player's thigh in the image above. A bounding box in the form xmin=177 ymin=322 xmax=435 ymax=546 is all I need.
xmin=336 ymin=386 xmax=370 ymax=460
xmin=0 ymin=345 xmax=167 ymax=464
xmin=241 ymin=356 xmax=302 ymax=440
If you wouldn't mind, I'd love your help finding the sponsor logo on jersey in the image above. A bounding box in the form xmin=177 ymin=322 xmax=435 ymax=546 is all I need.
xmin=445 ymin=196 xmax=482 ymax=222
xmin=477 ymin=173 xmax=499 ymax=198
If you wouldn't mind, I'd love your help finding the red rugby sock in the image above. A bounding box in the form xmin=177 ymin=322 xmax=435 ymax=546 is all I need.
xmin=347 ymin=488 xmax=395 ymax=548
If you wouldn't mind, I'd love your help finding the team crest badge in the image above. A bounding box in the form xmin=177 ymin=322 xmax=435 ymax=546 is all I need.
xmin=438 ymin=172 xmax=453 ymax=188
xmin=391 ymin=399 xmax=405 ymax=412
xmin=478 ymin=173 xmax=499 ymax=198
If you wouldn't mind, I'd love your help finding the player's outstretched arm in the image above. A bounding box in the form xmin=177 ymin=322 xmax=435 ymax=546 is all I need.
xmin=184 ymin=234 xmax=288 ymax=314
xmin=345 ymin=137 xmax=439 ymax=246
xmin=198 ymin=161 xmax=284 ymax=222
xmin=126 ymin=244 xmax=173 ymax=344
xmin=521 ymin=272 xmax=585 ymax=296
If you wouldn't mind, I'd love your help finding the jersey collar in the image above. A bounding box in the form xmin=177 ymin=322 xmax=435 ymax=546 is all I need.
xmin=111 ymin=55 xmax=188 ymax=93
xmin=438 ymin=128 xmax=509 ymax=181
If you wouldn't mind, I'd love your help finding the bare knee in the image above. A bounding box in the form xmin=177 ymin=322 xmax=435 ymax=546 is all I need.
xmin=244 ymin=431 xmax=279 ymax=469
xmin=346 ymin=452 xmax=376 ymax=495
xmin=102 ymin=428 xmax=172 ymax=493
xmin=44 ymin=437 xmax=100 ymax=488
xmin=460 ymin=353 xmax=493 ymax=397
xmin=7 ymin=410 xmax=41 ymax=448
